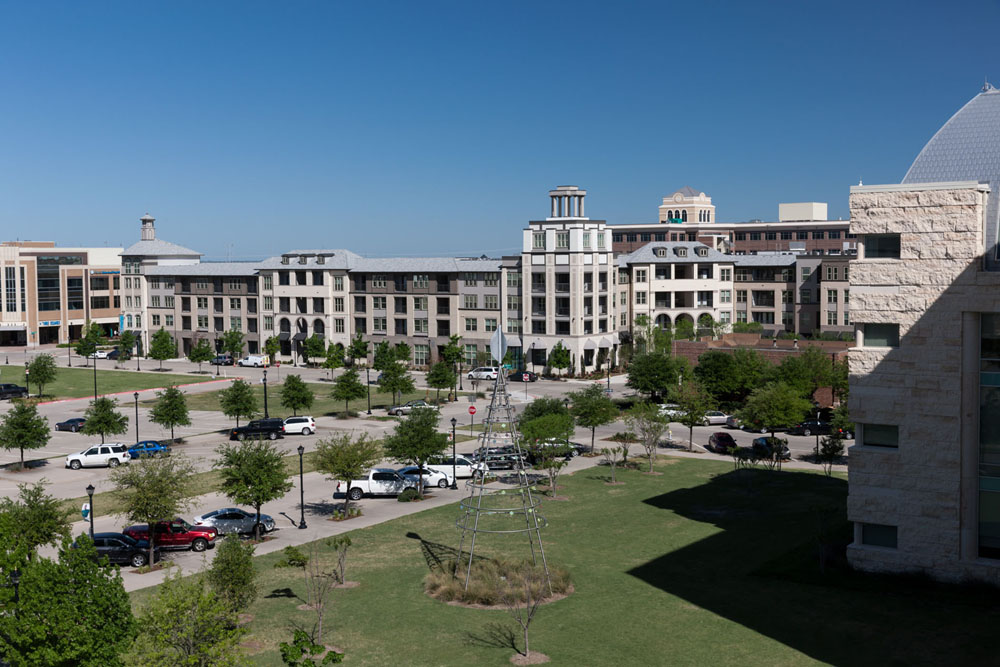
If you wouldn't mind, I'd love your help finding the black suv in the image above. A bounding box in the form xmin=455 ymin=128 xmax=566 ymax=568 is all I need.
xmin=229 ymin=418 xmax=285 ymax=441
xmin=0 ymin=383 xmax=28 ymax=400
xmin=89 ymin=532 xmax=160 ymax=568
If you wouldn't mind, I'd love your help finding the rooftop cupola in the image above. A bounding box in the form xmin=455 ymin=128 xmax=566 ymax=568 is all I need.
xmin=140 ymin=213 xmax=156 ymax=241
xmin=548 ymin=185 xmax=587 ymax=220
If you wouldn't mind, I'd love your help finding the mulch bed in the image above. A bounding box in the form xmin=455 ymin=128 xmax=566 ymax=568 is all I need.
xmin=441 ymin=585 xmax=574 ymax=610
xmin=511 ymin=651 xmax=551 ymax=665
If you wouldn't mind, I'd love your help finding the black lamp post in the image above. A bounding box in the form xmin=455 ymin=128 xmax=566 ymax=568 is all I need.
xmin=450 ymin=417 xmax=458 ymax=490
xmin=459 ymin=360 xmax=464 ymax=390
xmin=133 ymin=392 xmax=139 ymax=444
xmin=607 ymin=363 xmax=611 ymax=391
xmin=86 ymin=484 xmax=95 ymax=539
xmin=67 ymin=342 xmax=71 ymax=367
xmin=365 ymin=367 xmax=372 ymax=415
xmin=262 ymin=369 xmax=269 ymax=418
xmin=92 ymin=354 xmax=98 ymax=401
xmin=136 ymin=336 xmax=141 ymax=371
xmin=10 ymin=569 xmax=20 ymax=605
xmin=815 ymin=409 xmax=820 ymax=458
xmin=297 ymin=445 xmax=307 ymax=529
xmin=24 ymin=366 xmax=29 ymax=393
xmin=530 ymin=342 xmax=536 ymax=374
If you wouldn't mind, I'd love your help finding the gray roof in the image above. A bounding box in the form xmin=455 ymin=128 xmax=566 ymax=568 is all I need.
xmin=731 ymin=254 xmax=797 ymax=267
xmin=350 ymin=256 xmax=502 ymax=272
xmin=147 ymin=262 xmax=259 ymax=277
xmin=121 ymin=239 xmax=202 ymax=258
xmin=617 ymin=242 xmax=732 ymax=267
xmin=257 ymin=249 xmax=361 ymax=270
xmin=903 ymin=84 xmax=1000 ymax=268
xmin=672 ymin=186 xmax=703 ymax=198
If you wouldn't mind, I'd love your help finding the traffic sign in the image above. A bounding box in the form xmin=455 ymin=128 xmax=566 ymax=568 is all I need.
xmin=468 ymin=406 xmax=477 ymax=415
xmin=81 ymin=502 xmax=91 ymax=519
xmin=523 ymin=374 xmax=530 ymax=382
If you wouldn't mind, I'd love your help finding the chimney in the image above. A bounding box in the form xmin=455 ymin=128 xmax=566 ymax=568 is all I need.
xmin=140 ymin=213 xmax=155 ymax=241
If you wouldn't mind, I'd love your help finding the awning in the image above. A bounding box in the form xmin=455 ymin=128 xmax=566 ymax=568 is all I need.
xmin=292 ymin=332 xmax=307 ymax=342
xmin=584 ymin=339 xmax=597 ymax=350
xmin=524 ymin=338 xmax=546 ymax=350
xmin=278 ymin=332 xmax=291 ymax=341
xmin=599 ymin=337 xmax=612 ymax=348
xmin=506 ymin=338 xmax=522 ymax=348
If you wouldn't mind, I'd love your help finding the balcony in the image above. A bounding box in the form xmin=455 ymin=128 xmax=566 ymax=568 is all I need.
xmin=531 ymin=309 xmax=547 ymax=317
xmin=555 ymin=308 xmax=570 ymax=317
xmin=555 ymin=282 xmax=570 ymax=293
xmin=599 ymin=282 xmax=608 ymax=291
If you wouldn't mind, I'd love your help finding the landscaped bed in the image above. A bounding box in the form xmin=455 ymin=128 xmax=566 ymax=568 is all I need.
xmin=4 ymin=364 xmax=217 ymax=400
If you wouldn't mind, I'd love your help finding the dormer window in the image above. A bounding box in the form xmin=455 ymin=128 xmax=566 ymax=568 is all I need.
xmin=298 ymin=256 xmax=307 ymax=265
xmin=674 ymin=247 xmax=688 ymax=257
xmin=281 ymin=256 xmax=290 ymax=265
xmin=654 ymin=247 xmax=667 ymax=258
xmin=696 ymin=247 xmax=708 ymax=257
xmin=317 ymin=256 xmax=326 ymax=265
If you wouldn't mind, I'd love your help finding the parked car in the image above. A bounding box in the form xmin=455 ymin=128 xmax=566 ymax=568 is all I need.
xmin=334 ymin=469 xmax=416 ymax=501
xmin=467 ymin=367 xmax=499 ymax=380
xmin=210 ymin=354 xmax=234 ymax=366
xmin=85 ymin=532 xmax=160 ymax=568
xmin=787 ymin=420 xmax=832 ymax=437
xmin=127 ymin=440 xmax=171 ymax=458
xmin=427 ymin=454 xmax=488 ymax=479
xmin=398 ymin=466 xmax=454 ymax=489
xmin=0 ymin=383 xmax=28 ymax=400
xmin=725 ymin=415 xmax=741 ymax=429
xmin=477 ymin=452 xmax=523 ymax=471
xmin=751 ymin=436 xmax=792 ymax=461
xmin=507 ymin=371 xmax=538 ymax=383
xmin=236 ymin=354 xmax=270 ymax=368
xmin=192 ymin=507 xmax=276 ymax=535
xmin=368 ymin=372 xmax=384 ymax=385
xmin=701 ymin=410 xmax=729 ymax=426
xmin=707 ymin=432 xmax=738 ymax=454
xmin=107 ymin=348 xmax=121 ymax=360
xmin=55 ymin=417 xmax=87 ymax=432
xmin=387 ymin=400 xmax=437 ymax=416
xmin=659 ymin=404 xmax=683 ymax=419
xmin=283 ymin=416 xmax=316 ymax=435
xmin=65 ymin=444 xmax=130 ymax=469
xmin=743 ymin=420 xmax=783 ymax=434
xmin=92 ymin=350 xmax=111 ymax=359
xmin=229 ymin=418 xmax=285 ymax=441
xmin=526 ymin=439 xmax=580 ymax=464
xmin=123 ymin=519 xmax=218 ymax=552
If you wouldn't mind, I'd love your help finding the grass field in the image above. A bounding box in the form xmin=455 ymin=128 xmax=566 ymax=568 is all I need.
xmin=2 ymin=364 xmax=215 ymax=400
xmin=129 ymin=457 xmax=1000 ymax=666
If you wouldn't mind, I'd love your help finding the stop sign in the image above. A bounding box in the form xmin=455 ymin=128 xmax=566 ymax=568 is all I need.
xmin=468 ymin=406 xmax=477 ymax=415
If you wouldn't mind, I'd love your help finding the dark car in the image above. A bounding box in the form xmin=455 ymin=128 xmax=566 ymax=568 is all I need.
xmin=507 ymin=371 xmax=538 ymax=383
xmin=210 ymin=354 xmax=234 ymax=366
xmin=55 ymin=417 xmax=87 ymax=432
xmin=479 ymin=452 xmax=524 ymax=470
xmin=229 ymin=418 xmax=285 ymax=441
xmin=787 ymin=420 xmax=832 ymax=437
xmin=124 ymin=519 xmax=218 ymax=552
xmin=0 ymin=383 xmax=28 ymax=400
xmin=751 ymin=436 xmax=792 ymax=461
xmin=107 ymin=348 xmax=121 ymax=360
xmin=88 ymin=532 xmax=160 ymax=568
xmin=128 ymin=440 xmax=171 ymax=458
xmin=707 ymin=432 xmax=737 ymax=454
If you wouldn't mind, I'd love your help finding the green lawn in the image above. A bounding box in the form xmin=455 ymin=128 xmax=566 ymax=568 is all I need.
xmin=2 ymin=364 xmax=215 ymax=400
xmin=130 ymin=457 xmax=999 ymax=665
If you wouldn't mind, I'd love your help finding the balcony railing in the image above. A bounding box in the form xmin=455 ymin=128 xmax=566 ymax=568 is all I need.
xmin=555 ymin=283 xmax=570 ymax=293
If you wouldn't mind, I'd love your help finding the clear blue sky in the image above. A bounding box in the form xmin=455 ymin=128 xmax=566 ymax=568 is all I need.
xmin=1 ymin=1 xmax=997 ymax=259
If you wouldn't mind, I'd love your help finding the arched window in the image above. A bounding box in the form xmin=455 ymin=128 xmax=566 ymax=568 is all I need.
xmin=313 ymin=318 xmax=325 ymax=339
xmin=126 ymin=314 xmax=133 ymax=328
xmin=279 ymin=318 xmax=291 ymax=334
xmin=681 ymin=210 xmax=688 ymax=222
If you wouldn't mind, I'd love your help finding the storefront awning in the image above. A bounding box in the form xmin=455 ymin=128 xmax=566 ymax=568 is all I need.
xmin=292 ymin=332 xmax=307 ymax=342
xmin=599 ymin=337 xmax=612 ymax=348
xmin=278 ymin=332 xmax=291 ymax=341
xmin=584 ymin=339 xmax=597 ymax=350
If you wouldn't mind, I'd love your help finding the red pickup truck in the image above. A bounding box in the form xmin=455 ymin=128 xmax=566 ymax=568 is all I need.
xmin=123 ymin=519 xmax=218 ymax=552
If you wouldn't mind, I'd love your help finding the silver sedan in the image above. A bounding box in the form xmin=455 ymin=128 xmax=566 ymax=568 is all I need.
xmin=701 ymin=411 xmax=730 ymax=426
xmin=192 ymin=507 xmax=276 ymax=535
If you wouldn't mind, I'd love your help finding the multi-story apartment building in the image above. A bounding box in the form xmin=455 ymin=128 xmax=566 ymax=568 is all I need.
xmin=731 ymin=255 xmax=797 ymax=334
xmin=616 ymin=242 xmax=734 ymax=335
xmin=0 ymin=241 xmax=122 ymax=347
xmin=818 ymin=257 xmax=851 ymax=336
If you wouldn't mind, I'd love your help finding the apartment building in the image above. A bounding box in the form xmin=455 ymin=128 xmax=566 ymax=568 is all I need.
xmin=818 ymin=257 xmax=851 ymax=336
xmin=616 ymin=242 xmax=735 ymax=336
xmin=731 ymin=255 xmax=797 ymax=334
xmin=0 ymin=241 xmax=123 ymax=347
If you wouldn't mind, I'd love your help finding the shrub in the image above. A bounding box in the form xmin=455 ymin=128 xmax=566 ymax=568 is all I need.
xmin=273 ymin=545 xmax=309 ymax=569
xmin=397 ymin=488 xmax=420 ymax=502
xmin=424 ymin=558 xmax=571 ymax=606
xmin=206 ymin=536 xmax=258 ymax=614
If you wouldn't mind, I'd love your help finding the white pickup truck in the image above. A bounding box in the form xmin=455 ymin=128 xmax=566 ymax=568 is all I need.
xmin=335 ymin=468 xmax=416 ymax=501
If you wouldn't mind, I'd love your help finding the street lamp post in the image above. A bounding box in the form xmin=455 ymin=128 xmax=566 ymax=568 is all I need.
xmin=450 ymin=417 xmax=458 ymax=490
xmin=92 ymin=355 xmax=98 ymax=401
xmin=67 ymin=342 xmax=71 ymax=368
xmin=365 ymin=367 xmax=372 ymax=415
xmin=297 ymin=445 xmax=307 ymax=529
xmin=262 ymin=369 xmax=269 ymax=418
xmin=459 ymin=360 xmax=464 ymax=391
xmin=607 ymin=363 xmax=611 ymax=391
xmin=10 ymin=569 xmax=20 ymax=605
xmin=24 ymin=367 xmax=29 ymax=393
xmin=86 ymin=484 xmax=95 ymax=539
xmin=530 ymin=342 xmax=536 ymax=375
xmin=815 ymin=409 xmax=820 ymax=457
xmin=136 ymin=335 xmax=141 ymax=371
xmin=133 ymin=392 xmax=139 ymax=444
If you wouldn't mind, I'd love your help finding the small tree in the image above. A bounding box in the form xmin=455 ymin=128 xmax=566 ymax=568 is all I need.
xmin=25 ymin=353 xmax=57 ymax=398
xmin=109 ymin=453 xmax=197 ymax=567
xmin=219 ymin=379 xmax=258 ymax=427
xmin=426 ymin=361 xmax=456 ymax=402
xmin=207 ymin=536 xmax=258 ymax=614
xmin=520 ymin=413 xmax=574 ymax=492
xmin=372 ymin=341 xmax=394 ymax=372
xmin=600 ymin=446 xmax=627 ymax=484
xmin=819 ymin=434 xmax=845 ymax=476
xmin=346 ymin=333 xmax=368 ymax=367
xmin=330 ymin=367 xmax=367 ymax=416
xmin=280 ymin=374 xmax=315 ymax=417
xmin=393 ymin=342 xmax=412 ymax=365
xmin=520 ymin=397 xmax=569 ymax=424
xmin=0 ymin=401 xmax=50 ymax=468
xmin=626 ymin=351 xmax=683 ymax=402
xmin=569 ymin=384 xmax=618 ymax=454
xmin=73 ymin=322 xmax=99 ymax=366
xmin=546 ymin=341 xmax=571 ymax=375
xmin=220 ymin=330 xmax=245 ymax=364
xmin=265 ymin=335 xmax=281 ymax=362
xmin=149 ymin=327 xmax=176 ymax=370
xmin=314 ymin=433 xmax=382 ymax=516
xmin=215 ymin=438 xmax=293 ymax=539
xmin=739 ymin=382 xmax=813 ymax=440
xmin=0 ymin=481 xmax=70 ymax=560
xmin=378 ymin=362 xmax=415 ymax=405
xmin=382 ymin=408 xmax=448 ymax=494
xmin=188 ymin=337 xmax=215 ymax=373
xmin=497 ymin=566 xmax=547 ymax=661
xmin=81 ymin=397 xmax=129 ymax=444
xmin=280 ymin=629 xmax=344 ymax=666
xmin=624 ymin=403 xmax=669 ymax=473
xmin=440 ymin=334 xmax=463 ymax=393
xmin=303 ymin=335 xmax=326 ymax=367
xmin=118 ymin=329 xmax=137 ymax=362
xmin=322 ymin=343 xmax=345 ymax=380
xmin=675 ymin=379 xmax=711 ymax=452
xmin=149 ymin=385 xmax=191 ymax=441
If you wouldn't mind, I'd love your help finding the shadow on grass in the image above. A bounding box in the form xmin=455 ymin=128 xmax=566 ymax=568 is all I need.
xmin=465 ymin=622 xmax=518 ymax=652
xmin=405 ymin=531 xmax=490 ymax=573
xmin=301 ymin=500 xmax=347 ymax=517
xmin=2 ymin=458 xmax=50 ymax=472
xmin=265 ymin=587 xmax=301 ymax=602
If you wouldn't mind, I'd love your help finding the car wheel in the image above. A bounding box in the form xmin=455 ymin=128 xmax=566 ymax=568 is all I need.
xmin=72 ymin=425 xmax=79 ymax=433
xmin=760 ymin=427 xmax=768 ymax=434
xmin=254 ymin=363 xmax=260 ymax=368
xmin=438 ymin=478 xmax=448 ymax=488
xmin=131 ymin=553 xmax=148 ymax=568
xmin=845 ymin=432 xmax=854 ymax=440
xmin=702 ymin=419 xmax=710 ymax=427
xmin=70 ymin=460 xmax=82 ymax=470
xmin=803 ymin=429 xmax=811 ymax=436
xmin=191 ymin=538 xmax=208 ymax=553
xmin=238 ymin=433 xmax=247 ymax=441
xmin=268 ymin=432 xmax=278 ymax=440
xmin=301 ymin=427 xmax=312 ymax=436
xmin=108 ymin=459 xmax=120 ymax=468
xmin=348 ymin=487 xmax=364 ymax=501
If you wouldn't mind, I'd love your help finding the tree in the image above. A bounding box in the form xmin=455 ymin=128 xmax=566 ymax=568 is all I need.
xmin=624 ymin=403 xmax=669 ymax=473
xmin=0 ymin=401 xmax=50 ymax=468
xmin=675 ymin=379 xmax=712 ymax=452
xmin=265 ymin=335 xmax=281 ymax=362
xmin=372 ymin=341 xmax=394 ymax=372
xmin=378 ymin=361 xmax=415 ymax=405
xmin=600 ymin=446 xmax=627 ymax=484
xmin=280 ymin=629 xmax=344 ymax=666
xmin=426 ymin=362 xmax=456 ymax=402
xmin=732 ymin=321 xmax=764 ymax=334
xmin=118 ymin=330 xmax=137 ymax=362
xmin=322 ymin=343 xmax=345 ymax=380
xmin=819 ymin=434 xmax=845 ymax=476
xmin=109 ymin=453 xmax=196 ymax=567
xmin=0 ymin=481 xmax=70 ymax=560
xmin=219 ymin=379 xmax=258 ymax=427
xmin=382 ymin=408 xmax=448 ymax=494
xmin=81 ymin=397 xmax=129 ymax=444
xmin=0 ymin=535 xmax=137 ymax=666
xmin=220 ymin=330 xmax=245 ymax=364
xmin=330 ymin=367 xmax=367 ymax=415
xmin=831 ymin=403 xmax=855 ymax=439
xmin=569 ymin=384 xmax=618 ymax=454
xmin=394 ymin=342 xmax=412 ymax=365
xmin=73 ymin=329 xmax=97 ymax=366
xmin=626 ymin=351 xmax=683 ymax=402
xmin=149 ymin=328 xmax=176 ymax=370
xmin=149 ymin=385 xmax=191 ymax=442
xmin=546 ymin=341 xmax=571 ymax=375
xmin=831 ymin=358 xmax=849 ymax=403
xmin=124 ymin=568 xmax=243 ymax=667
xmin=775 ymin=346 xmax=834 ymax=398
xmin=694 ymin=349 xmax=772 ymax=411
xmin=215 ymin=438 xmax=293 ymax=539
xmin=520 ymin=396 xmax=569 ymax=424
xmin=25 ymin=353 xmax=57 ymax=398
xmin=634 ymin=314 xmax=672 ymax=354
xmin=314 ymin=432 xmax=382 ymax=516
xmin=440 ymin=334 xmax=463 ymax=392
xmin=739 ymin=382 xmax=813 ymax=439
xmin=497 ymin=565 xmax=547 ymax=661
xmin=303 ymin=334 xmax=326 ymax=367
xmin=346 ymin=333 xmax=368 ymax=367
xmin=520 ymin=413 xmax=574 ymax=492
xmin=188 ymin=337 xmax=214 ymax=373
xmin=674 ymin=318 xmax=696 ymax=341
xmin=281 ymin=374 xmax=315 ymax=416
xmin=206 ymin=536 xmax=258 ymax=614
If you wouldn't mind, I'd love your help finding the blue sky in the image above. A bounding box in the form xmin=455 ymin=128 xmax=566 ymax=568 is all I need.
xmin=0 ymin=1 xmax=997 ymax=259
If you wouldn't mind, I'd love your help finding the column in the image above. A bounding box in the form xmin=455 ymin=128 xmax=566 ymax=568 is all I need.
xmin=551 ymin=196 xmax=558 ymax=218
xmin=579 ymin=197 xmax=585 ymax=218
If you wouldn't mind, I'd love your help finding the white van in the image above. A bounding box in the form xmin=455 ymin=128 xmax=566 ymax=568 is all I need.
xmin=467 ymin=367 xmax=499 ymax=380
xmin=427 ymin=454 xmax=487 ymax=479
xmin=237 ymin=354 xmax=270 ymax=368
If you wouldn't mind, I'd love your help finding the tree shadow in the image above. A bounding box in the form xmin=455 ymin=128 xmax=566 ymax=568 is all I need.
xmin=300 ymin=499 xmax=345 ymax=517
xmin=465 ymin=622 xmax=519 ymax=651
xmin=265 ymin=587 xmax=301 ymax=601
xmin=405 ymin=531 xmax=490 ymax=573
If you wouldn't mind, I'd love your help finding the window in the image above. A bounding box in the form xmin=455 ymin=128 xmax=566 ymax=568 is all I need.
xmin=827 ymin=290 xmax=838 ymax=303
xmin=414 ymin=344 xmax=430 ymax=365
xmin=720 ymin=311 xmax=731 ymax=324
xmin=583 ymin=232 xmax=591 ymax=248
xmin=312 ymin=271 xmax=324 ymax=286
xmin=264 ymin=315 xmax=273 ymax=330
xmin=533 ymin=320 xmax=546 ymax=334
xmin=597 ymin=232 xmax=605 ymax=249
xmin=484 ymin=273 xmax=499 ymax=287
xmin=485 ymin=318 xmax=497 ymax=332
xmin=372 ymin=274 xmax=387 ymax=288
xmin=736 ymin=290 xmax=747 ymax=303
xmin=373 ymin=296 xmax=386 ymax=310
xmin=334 ymin=297 xmax=344 ymax=312
xmin=354 ymin=296 xmax=366 ymax=313
xmin=395 ymin=297 xmax=407 ymax=313
xmin=735 ymin=269 xmax=750 ymax=282
xmin=395 ymin=318 xmax=406 ymax=335
xmin=165 ymin=296 xmax=175 ymax=308
xmin=413 ymin=274 xmax=429 ymax=289
xmin=463 ymin=273 xmax=478 ymax=286
xmin=90 ymin=296 xmax=110 ymax=309
xmin=620 ymin=313 xmax=627 ymax=327
xmin=843 ymin=311 xmax=850 ymax=326
xmin=313 ymin=297 xmax=324 ymax=313
xmin=781 ymin=268 xmax=794 ymax=282
xmin=464 ymin=344 xmax=478 ymax=365
xmin=507 ymin=319 xmax=522 ymax=333
xmin=720 ymin=290 xmax=732 ymax=304
xmin=734 ymin=232 xmax=746 ymax=241
xmin=635 ymin=269 xmax=647 ymax=283
xmin=135 ymin=297 xmax=141 ymax=308
xmin=507 ymin=295 xmax=521 ymax=311
xmin=194 ymin=296 xmax=206 ymax=309
xmin=229 ymin=317 xmax=241 ymax=331
xmin=861 ymin=424 xmax=898 ymax=448
xmin=765 ymin=232 xmax=776 ymax=241
xmin=865 ymin=234 xmax=901 ymax=259
xmin=829 ymin=230 xmax=841 ymax=239
xmin=196 ymin=280 xmax=209 ymax=290
xmin=827 ymin=311 xmax=838 ymax=326
xmin=782 ymin=290 xmax=793 ymax=304
xmin=826 ymin=266 xmax=839 ymax=281
xmin=465 ymin=318 xmax=477 ymax=331
xmin=198 ymin=315 xmax=209 ymax=329
xmin=749 ymin=232 xmax=761 ymax=241
xmin=801 ymin=266 xmax=812 ymax=278
xmin=334 ymin=275 xmax=344 ymax=291
xmin=279 ymin=272 xmax=290 ymax=286
xmin=485 ymin=295 xmax=498 ymax=310
xmin=533 ymin=232 xmax=545 ymax=249
xmin=812 ymin=231 xmax=825 ymax=240
xmin=413 ymin=296 xmax=428 ymax=311
xmin=780 ymin=231 xmax=792 ymax=240
xmin=640 ymin=233 xmax=651 ymax=242
xmin=654 ymin=232 xmax=666 ymax=242
xmin=863 ymin=323 xmax=900 ymax=347
xmin=860 ymin=523 xmax=897 ymax=549
xmin=230 ymin=298 xmax=241 ymax=310
xmin=152 ymin=314 xmax=161 ymax=326
xmin=414 ymin=318 xmax=428 ymax=334
xmin=720 ymin=268 xmax=731 ymax=282
xmin=262 ymin=275 xmax=273 ymax=290
xmin=737 ymin=311 xmax=747 ymax=323
xmin=797 ymin=231 xmax=808 ymax=240
xmin=165 ymin=314 xmax=174 ymax=327
xmin=799 ymin=289 xmax=812 ymax=304
xmin=635 ymin=291 xmax=646 ymax=305
xmin=464 ymin=295 xmax=478 ymax=309
xmin=335 ymin=318 xmax=345 ymax=333
xmin=151 ymin=295 xmax=161 ymax=308
xmin=295 ymin=272 xmax=307 ymax=286
xmin=373 ymin=317 xmax=386 ymax=333
xmin=556 ymin=231 xmax=569 ymax=249
xmin=507 ymin=272 xmax=522 ymax=288
xmin=126 ymin=295 xmax=133 ymax=308
xmin=355 ymin=317 xmax=367 ymax=334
